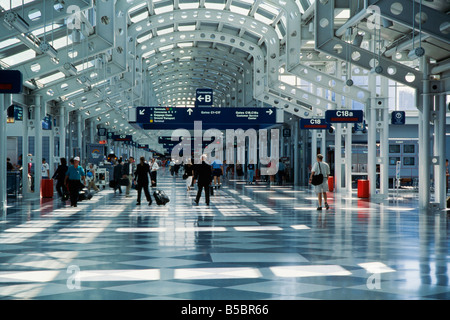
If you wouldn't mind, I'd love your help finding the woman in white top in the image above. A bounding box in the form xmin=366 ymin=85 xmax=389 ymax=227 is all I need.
xmin=309 ymin=154 xmax=330 ymax=210
xmin=150 ymin=158 xmax=159 ymax=187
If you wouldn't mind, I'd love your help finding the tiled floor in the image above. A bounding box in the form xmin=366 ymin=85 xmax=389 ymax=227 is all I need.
xmin=1 ymin=169 xmax=449 ymax=300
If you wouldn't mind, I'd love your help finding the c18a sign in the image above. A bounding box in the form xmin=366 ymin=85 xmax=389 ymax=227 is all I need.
xmin=300 ymin=118 xmax=330 ymax=130
xmin=325 ymin=110 xmax=363 ymax=123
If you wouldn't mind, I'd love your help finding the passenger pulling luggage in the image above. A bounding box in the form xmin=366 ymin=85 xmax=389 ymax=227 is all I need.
xmin=153 ymin=189 xmax=169 ymax=205
xmin=78 ymin=188 xmax=93 ymax=201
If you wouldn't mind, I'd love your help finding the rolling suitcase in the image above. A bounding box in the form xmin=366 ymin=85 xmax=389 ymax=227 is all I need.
xmin=41 ymin=179 xmax=54 ymax=198
xmin=153 ymin=189 xmax=170 ymax=206
xmin=78 ymin=188 xmax=93 ymax=201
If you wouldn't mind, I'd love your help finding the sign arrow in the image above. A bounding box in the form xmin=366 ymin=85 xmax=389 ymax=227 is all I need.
xmin=187 ymin=108 xmax=193 ymax=115
xmin=266 ymin=109 xmax=273 ymax=115
xmin=197 ymin=96 xmax=204 ymax=102
xmin=139 ymin=109 xmax=145 ymax=115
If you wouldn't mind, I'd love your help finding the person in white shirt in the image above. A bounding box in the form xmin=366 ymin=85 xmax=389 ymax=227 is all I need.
xmin=309 ymin=154 xmax=331 ymax=211
xmin=150 ymin=158 xmax=159 ymax=187
xmin=41 ymin=158 xmax=50 ymax=179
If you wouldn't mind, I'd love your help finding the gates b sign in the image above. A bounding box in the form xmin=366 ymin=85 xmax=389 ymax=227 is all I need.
xmin=196 ymin=89 xmax=213 ymax=106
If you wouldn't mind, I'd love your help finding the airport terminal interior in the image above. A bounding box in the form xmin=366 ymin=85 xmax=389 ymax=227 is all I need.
xmin=0 ymin=0 xmax=450 ymax=301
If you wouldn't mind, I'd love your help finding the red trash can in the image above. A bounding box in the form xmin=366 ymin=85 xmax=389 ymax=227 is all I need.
xmin=357 ymin=180 xmax=369 ymax=198
xmin=328 ymin=176 xmax=334 ymax=192
xmin=41 ymin=179 xmax=54 ymax=198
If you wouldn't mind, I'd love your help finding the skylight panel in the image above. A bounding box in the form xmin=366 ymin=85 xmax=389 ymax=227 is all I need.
xmin=130 ymin=11 xmax=149 ymax=23
xmin=39 ymin=71 xmax=65 ymax=85
xmin=229 ymin=2 xmax=251 ymax=16
xmin=178 ymin=24 xmax=196 ymax=31
xmin=204 ymin=1 xmax=226 ymax=10
xmin=0 ymin=37 xmax=20 ymax=48
xmin=154 ymin=3 xmax=174 ymax=15
xmin=137 ymin=32 xmax=153 ymax=44
xmin=129 ymin=2 xmax=147 ymax=14
xmin=178 ymin=0 xmax=198 ymax=10
xmin=255 ymin=8 xmax=275 ymax=25
xmin=259 ymin=2 xmax=280 ymax=16
xmin=1 ymin=49 xmax=35 ymax=66
xmin=157 ymin=27 xmax=174 ymax=36
xmin=0 ymin=0 xmax=35 ymax=11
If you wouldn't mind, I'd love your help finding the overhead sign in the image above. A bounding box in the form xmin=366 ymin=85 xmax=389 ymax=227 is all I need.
xmin=134 ymin=107 xmax=277 ymax=130
xmin=391 ymin=111 xmax=405 ymax=125
xmin=0 ymin=70 xmax=23 ymax=94
xmin=282 ymin=129 xmax=291 ymax=137
xmin=113 ymin=134 xmax=132 ymax=141
xmin=106 ymin=132 xmax=114 ymax=139
xmin=42 ymin=115 xmax=52 ymax=130
xmin=98 ymin=128 xmax=107 ymax=136
xmin=196 ymin=88 xmax=213 ymax=106
xmin=300 ymin=118 xmax=330 ymax=130
xmin=325 ymin=110 xmax=363 ymax=123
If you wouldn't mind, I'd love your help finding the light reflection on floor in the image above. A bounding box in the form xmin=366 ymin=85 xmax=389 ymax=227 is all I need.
xmin=0 ymin=170 xmax=449 ymax=300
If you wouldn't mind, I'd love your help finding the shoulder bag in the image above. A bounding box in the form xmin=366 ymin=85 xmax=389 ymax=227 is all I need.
xmin=311 ymin=162 xmax=324 ymax=186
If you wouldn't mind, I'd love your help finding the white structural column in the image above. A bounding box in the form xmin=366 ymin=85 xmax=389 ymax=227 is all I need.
xmin=0 ymin=94 xmax=11 ymax=219
xmin=59 ymin=105 xmax=66 ymax=159
xmin=334 ymin=62 xmax=343 ymax=192
xmin=380 ymin=77 xmax=390 ymax=197
xmin=89 ymin=119 xmax=95 ymax=144
xmin=49 ymin=111 xmax=55 ymax=176
xmin=344 ymin=97 xmax=352 ymax=195
xmin=434 ymin=86 xmax=447 ymax=208
xmin=22 ymin=105 xmax=30 ymax=197
xmin=293 ymin=120 xmax=299 ymax=186
xmin=76 ymin=112 xmax=83 ymax=160
xmin=367 ymin=36 xmax=377 ymax=197
xmin=34 ymin=96 xmax=42 ymax=199
xmin=419 ymin=57 xmax=431 ymax=210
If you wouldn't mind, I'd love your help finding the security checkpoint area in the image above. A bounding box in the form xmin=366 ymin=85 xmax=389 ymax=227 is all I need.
xmin=0 ymin=0 xmax=449 ymax=305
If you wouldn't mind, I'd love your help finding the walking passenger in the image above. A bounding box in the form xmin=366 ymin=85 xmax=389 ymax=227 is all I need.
xmin=134 ymin=156 xmax=152 ymax=206
xmin=194 ymin=154 xmax=212 ymax=206
xmin=113 ymin=159 xmax=123 ymax=194
xmin=247 ymin=163 xmax=255 ymax=185
xmin=86 ymin=163 xmax=100 ymax=193
xmin=211 ymin=157 xmax=223 ymax=189
xmin=150 ymin=158 xmax=159 ymax=187
xmin=184 ymin=159 xmax=194 ymax=192
xmin=52 ymin=158 xmax=68 ymax=201
xmin=309 ymin=154 xmax=331 ymax=211
xmin=122 ymin=157 xmax=135 ymax=197
xmin=64 ymin=156 xmax=86 ymax=207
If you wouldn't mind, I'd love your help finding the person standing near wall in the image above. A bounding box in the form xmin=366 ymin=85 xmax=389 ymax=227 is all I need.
xmin=309 ymin=154 xmax=331 ymax=211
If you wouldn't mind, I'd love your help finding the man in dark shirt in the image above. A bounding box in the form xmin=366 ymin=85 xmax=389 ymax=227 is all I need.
xmin=194 ymin=154 xmax=212 ymax=206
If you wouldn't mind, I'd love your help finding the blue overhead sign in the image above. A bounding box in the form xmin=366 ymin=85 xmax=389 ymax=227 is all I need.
xmin=391 ymin=111 xmax=406 ymax=125
xmin=300 ymin=118 xmax=330 ymax=130
xmin=134 ymin=107 xmax=277 ymax=129
xmin=325 ymin=110 xmax=364 ymax=123
xmin=113 ymin=134 xmax=132 ymax=141
xmin=196 ymin=88 xmax=213 ymax=106
xmin=0 ymin=70 xmax=23 ymax=94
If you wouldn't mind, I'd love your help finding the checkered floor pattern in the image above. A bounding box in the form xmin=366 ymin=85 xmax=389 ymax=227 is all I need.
xmin=1 ymin=169 xmax=449 ymax=300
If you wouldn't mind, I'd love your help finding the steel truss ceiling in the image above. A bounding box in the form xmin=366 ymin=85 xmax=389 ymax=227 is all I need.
xmin=1 ymin=0 xmax=449 ymax=151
